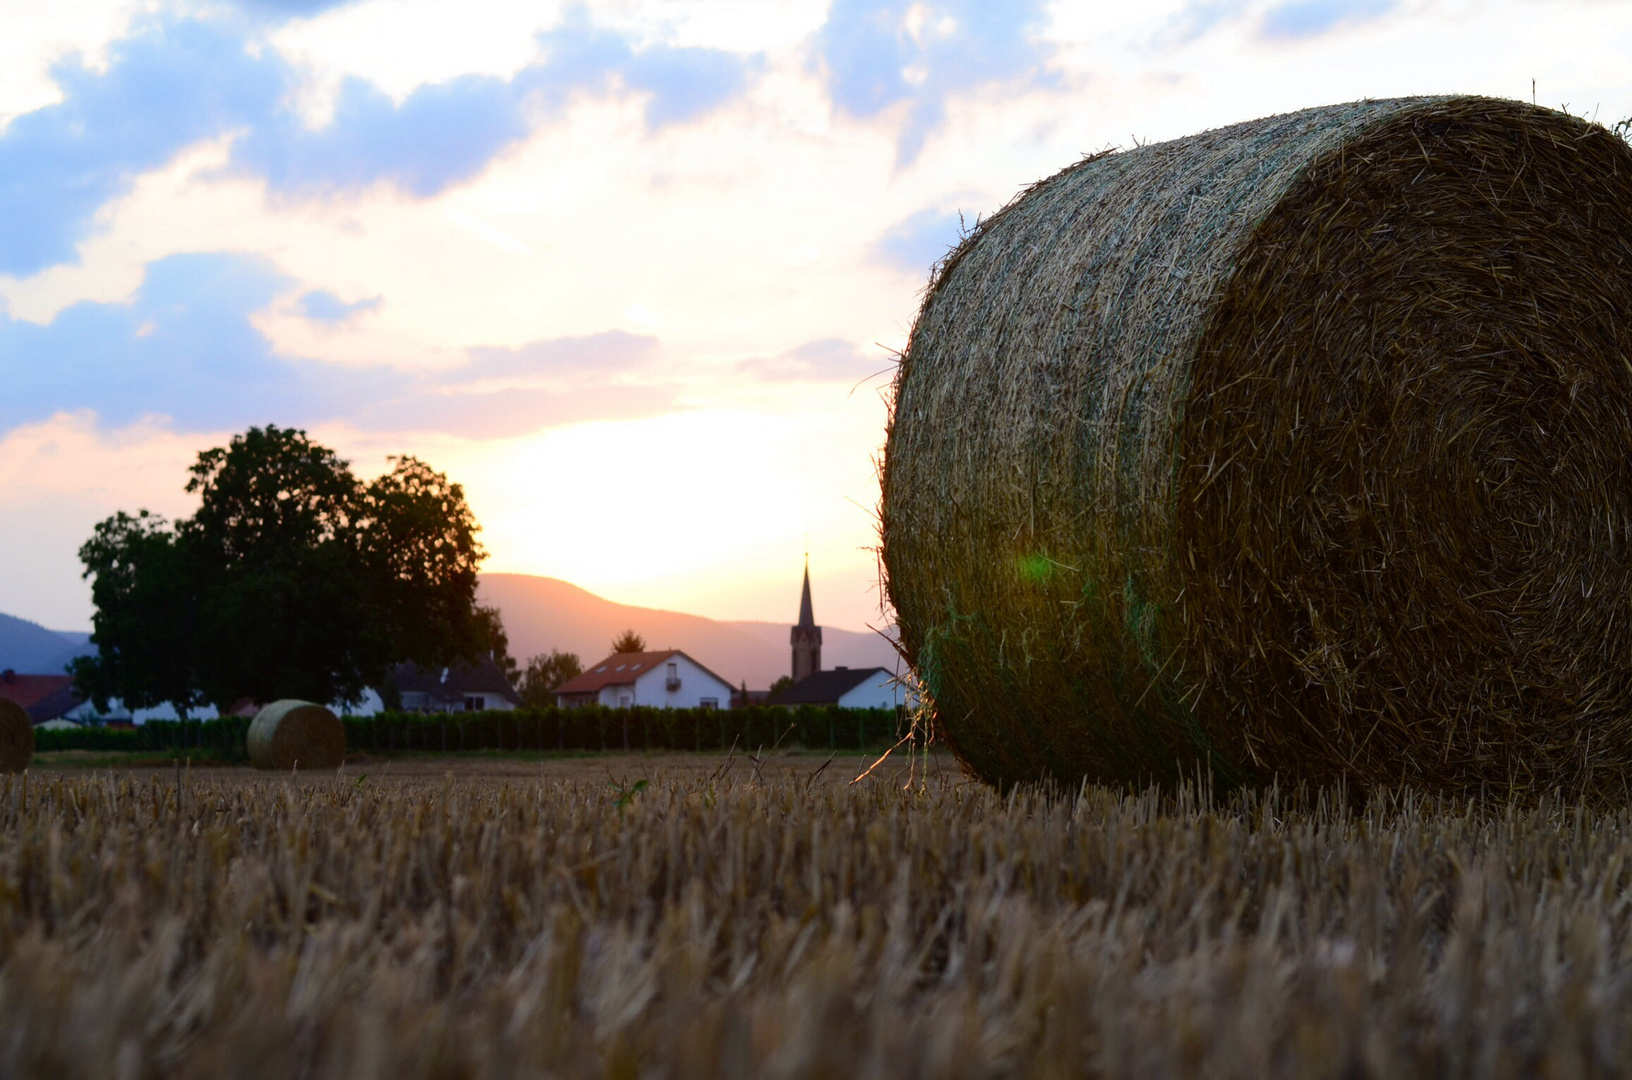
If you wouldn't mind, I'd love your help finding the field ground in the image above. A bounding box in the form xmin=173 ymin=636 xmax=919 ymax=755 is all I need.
xmin=3 ymin=754 xmax=1631 ymax=1077
xmin=27 ymin=748 xmax=948 ymax=787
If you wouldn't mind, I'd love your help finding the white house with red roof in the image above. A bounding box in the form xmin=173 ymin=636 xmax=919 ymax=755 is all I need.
xmin=555 ymin=650 xmax=734 ymax=709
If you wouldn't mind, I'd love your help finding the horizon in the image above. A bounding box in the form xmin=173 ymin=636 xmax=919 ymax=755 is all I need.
xmin=5 ymin=567 xmax=890 ymax=638
xmin=1 ymin=0 xmax=1628 ymax=634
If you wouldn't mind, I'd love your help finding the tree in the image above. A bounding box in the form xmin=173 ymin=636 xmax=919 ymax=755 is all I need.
xmin=519 ymin=649 xmax=583 ymax=707
xmin=768 ymin=675 xmax=795 ymax=700
xmin=75 ymin=425 xmax=490 ymax=714
xmin=71 ymin=511 xmax=204 ymax=718
xmin=609 ymin=629 xmax=646 ymax=654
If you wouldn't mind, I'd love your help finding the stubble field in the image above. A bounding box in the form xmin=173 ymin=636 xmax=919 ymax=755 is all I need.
xmin=4 ymin=752 xmax=1632 ymax=1078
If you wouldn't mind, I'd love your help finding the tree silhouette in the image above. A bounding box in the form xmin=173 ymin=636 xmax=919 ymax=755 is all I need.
xmin=609 ymin=629 xmax=646 ymax=654
xmin=75 ymin=425 xmax=488 ymax=712
xmin=519 ymin=649 xmax=583 ymax=706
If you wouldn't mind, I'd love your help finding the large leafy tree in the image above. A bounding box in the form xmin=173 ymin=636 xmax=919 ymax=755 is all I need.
xmin=75 ymin=425 xmax=490 ymax=712
xmin=519 ymin=649 xmax=583 ymax=707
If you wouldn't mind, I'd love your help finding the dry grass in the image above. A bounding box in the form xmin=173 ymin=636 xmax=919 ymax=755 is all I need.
xmin=882 ymin=96 xmax=1632 ymax=798
xmin=4 ymin=760 xmax=1632 ymax=1076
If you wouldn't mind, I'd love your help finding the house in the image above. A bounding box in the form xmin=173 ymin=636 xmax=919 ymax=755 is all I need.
xmin=555 ymin=650 xmax=734 ymax=709
xmin=389 ymin=656 xmax=520 ymax=713
xmin=769 ymin=666 xmax=906 ymax=710
xmin=0 ymin=669 xmax=85 ymax=723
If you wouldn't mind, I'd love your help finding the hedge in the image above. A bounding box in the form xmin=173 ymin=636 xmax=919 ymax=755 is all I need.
xmin=34 ymin=705 xmax=914 ymax=758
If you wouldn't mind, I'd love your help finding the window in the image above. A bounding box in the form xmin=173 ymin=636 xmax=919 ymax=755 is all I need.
xmin=665 ymin=662 xmax=681 ymax=692
xmin=464 ymin=696 xmax=484 ymax=711
xmin=699 ymin=698 xmax=718 ymax=710
xmin=619 ymin=694 xmax=633 ymax=707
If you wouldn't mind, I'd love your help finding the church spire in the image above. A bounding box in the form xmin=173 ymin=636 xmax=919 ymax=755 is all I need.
xmin=797 ymin=554 xmax=816 ymax=629
xmin=789 ymin=554 xmax=822 ymax=682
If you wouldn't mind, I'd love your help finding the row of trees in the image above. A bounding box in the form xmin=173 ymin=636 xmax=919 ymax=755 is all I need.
xmin=75 ymin=426 xmax=499 ymax=717
xmin=74 ymin=427 xmax=723 ymax=718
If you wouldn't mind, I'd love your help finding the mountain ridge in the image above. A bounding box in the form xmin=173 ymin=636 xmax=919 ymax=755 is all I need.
xmin=0 ymin=612 xmax=93 ymax=675
xmin=477 ymin=573 xmax=900 ymax=690
xmin=0 ymin=573 xmax=900 ymax=691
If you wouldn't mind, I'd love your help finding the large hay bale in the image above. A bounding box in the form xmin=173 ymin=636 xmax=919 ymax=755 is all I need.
xmin=247 ymin=700 xmax=345 ymax=771
xmin=0 ymin=698 xmax=32 ymax=773
xmin=882 ymin=96 xmax=1632 ymax=797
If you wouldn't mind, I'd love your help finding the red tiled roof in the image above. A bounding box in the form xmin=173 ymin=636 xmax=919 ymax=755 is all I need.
xmin=555 ymin=650 xmax=738 ymax=696
xmin=0 ymin=672 xmax=73 ymax=711
xmin=555 ymin=651 xmax=681 ymax=694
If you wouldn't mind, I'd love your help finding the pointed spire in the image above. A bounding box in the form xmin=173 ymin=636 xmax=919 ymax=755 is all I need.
xmin=797 ymin=554 xmax=816 ymax=629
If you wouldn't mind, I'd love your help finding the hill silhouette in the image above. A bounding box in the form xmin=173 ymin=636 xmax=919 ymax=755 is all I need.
xmin=0 ymin=612 xmax=92 ymax=675
xmin=477 ymin=573 xmax=900 ymax=690
xmin=2 ymin=574 xmax=899 ymax=691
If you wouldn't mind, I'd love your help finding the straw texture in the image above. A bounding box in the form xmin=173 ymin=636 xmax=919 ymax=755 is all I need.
xmin=0 ymin=698 xmax=31 ymax=773
xmin=247 ymin=700 xmax=345 ymax=771
xmin=882 ymin=96 xmax=1632 ymax=797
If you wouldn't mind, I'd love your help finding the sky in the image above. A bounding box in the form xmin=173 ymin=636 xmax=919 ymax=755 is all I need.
xmin=0 ymin=0 xmax=1629 ymax=636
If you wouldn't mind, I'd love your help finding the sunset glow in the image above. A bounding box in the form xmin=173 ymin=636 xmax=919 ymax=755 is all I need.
xmin=1 ymin=0 xmax=1630 ymax=633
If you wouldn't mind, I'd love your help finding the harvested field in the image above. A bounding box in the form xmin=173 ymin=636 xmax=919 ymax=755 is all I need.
xmin=3 ymin=761 xmax=1632 ymax=1076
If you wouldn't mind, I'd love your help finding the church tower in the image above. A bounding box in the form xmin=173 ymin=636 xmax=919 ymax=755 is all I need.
xmin=790 ymin=557 xmax=822 ymax=682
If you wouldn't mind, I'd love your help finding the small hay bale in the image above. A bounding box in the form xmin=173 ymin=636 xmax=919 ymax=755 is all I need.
xmin=882 ymin=96 xmax=1632 ymax=798
xmin=247 ymin=700 xmax=345 ymax=771
xmin=0 ymin=698 xmax=32 ymax=773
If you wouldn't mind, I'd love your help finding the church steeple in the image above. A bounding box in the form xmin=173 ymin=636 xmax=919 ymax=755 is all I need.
xmin=790 ymin=555 xmax=822 ymax=682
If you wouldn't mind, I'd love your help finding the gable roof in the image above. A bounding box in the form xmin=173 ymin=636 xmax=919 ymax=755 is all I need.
xmin=0 ymin=671 xmax=86 ymax=722
xmin=555 ymin=650 xmax=735 ymax=695
xmin=389 ymin=655 xmax=520 ymax=705
xmin=769 ymin=667 xmax=892 ymax=706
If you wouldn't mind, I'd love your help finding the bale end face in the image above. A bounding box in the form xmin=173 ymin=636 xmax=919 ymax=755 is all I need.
xmin=883 ymin=96 xmax=1632 ymax=799
xmin=247 ymin=700 xmax=345 ymax=771
xmin=0 ymin=698 xmax=32 ymax=773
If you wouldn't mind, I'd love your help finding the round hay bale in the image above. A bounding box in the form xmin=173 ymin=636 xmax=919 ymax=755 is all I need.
xmin=247 ymin=700 xmax=345 ymax=771
xmin=882 ymin=96 xmax=1632 ymax=798
xmin=0 ymin=698 xmax=33 ymax=773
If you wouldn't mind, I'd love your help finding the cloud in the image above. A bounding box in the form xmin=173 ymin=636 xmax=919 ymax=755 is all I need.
xmin=226 ymin=0 xmax=364 ymax=21
xmin=0 ymin=14 xmax=759 ymax=276
xmin=341 ymin=330 xmax=673 ymax=438
xmin=624 ymin=45 xmax=757 ymax=127
xmin=872 ymin=207 xmax=966 ymax=273
xmin=815 ymin=0 xmax=1053 ymax=165
xmin=234 ymin=73 xmax=531 ymax=198
xmin=737 ymin=338 xmax=894 ymax=384
xmin=0 ymin=251 xmax=360 ymax=431
xmin=1260 ymin=0 xmax=1396 ymax=39
xmin=523 ymin=19 xmax=758 ymax=129
xmin=462 ymin=331 xmax=657 ymax=381
xmin=0 ymin=252 xmax=672 ymax=438
xmin=350 ymin=383 xmax=680 ymax=440
xmin=0 ymin=20 xmax=284 ymax=277
xmin=297 ymin=289 xmax=381 ymax=322
xmin=1160 ymin=1 xmax=1251 ymax=43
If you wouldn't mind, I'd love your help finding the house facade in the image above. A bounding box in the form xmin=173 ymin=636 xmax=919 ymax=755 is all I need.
xmin=769 ymin=666 xmax=906 ymax=710
xmin=555 ymin=650 xmax=734 ymax=709
xmin=389 ymin=656 xmax=521 ymax=713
